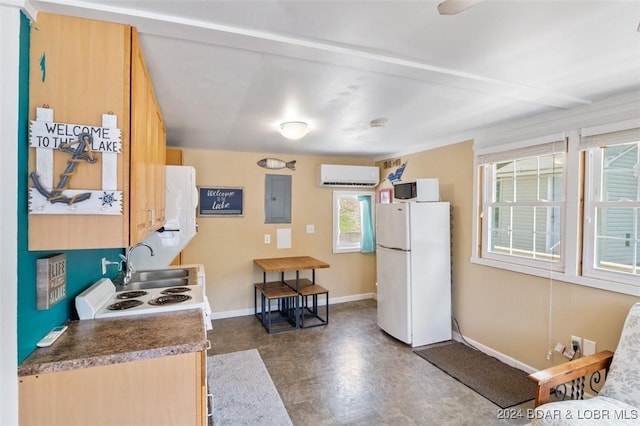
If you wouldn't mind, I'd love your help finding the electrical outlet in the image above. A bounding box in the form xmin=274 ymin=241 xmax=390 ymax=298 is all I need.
xmin=264 ymin=234 xmax=271 ymax=244
xmin=554 ymin=342 xmax=566 ymax=354
xmin=583 ymin=339 xmax=597 ymax=356
xmin=571 ymin=335 xmax=582 ymax=357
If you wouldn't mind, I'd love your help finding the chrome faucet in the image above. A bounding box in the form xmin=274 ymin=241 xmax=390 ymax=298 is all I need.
xmin=120 ymin=243 xmax=154 ymax=283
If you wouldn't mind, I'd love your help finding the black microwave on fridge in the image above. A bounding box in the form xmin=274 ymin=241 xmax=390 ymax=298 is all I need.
xmin=393 ymin=178 xmax=440 ymax=202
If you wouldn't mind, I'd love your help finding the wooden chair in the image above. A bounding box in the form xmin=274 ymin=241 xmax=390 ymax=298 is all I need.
xmin=527 ymin=303 xmax=640 ymax=425
xmin=284 ymin=278 xmax=329 ymax=328
xmin=254 ymin=281 xmax=298 ymax=333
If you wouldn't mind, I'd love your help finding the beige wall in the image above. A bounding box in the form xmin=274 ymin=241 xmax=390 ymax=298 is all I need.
xmin=378 ymin=140 xmax=638 ymax=371
xmin=181 ymin=149 xmax=377 ymax=315
xmin=182 ymin=141 xmax=637 ymax=371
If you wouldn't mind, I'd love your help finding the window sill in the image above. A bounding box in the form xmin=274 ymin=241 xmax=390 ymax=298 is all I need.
xmin=470 ymin=256 xmax=640 ymax=297
xmin=333 ymin=249 xmax=363 ymax=254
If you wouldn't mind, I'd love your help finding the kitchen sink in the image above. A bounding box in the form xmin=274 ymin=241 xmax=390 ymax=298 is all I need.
xmin=121 ymin=277 xmax=190 ymax=290
xmin=117 ymin=266 xmax=199 ymax=291
xmin=135 ymin=269 xmax=190 ymax=281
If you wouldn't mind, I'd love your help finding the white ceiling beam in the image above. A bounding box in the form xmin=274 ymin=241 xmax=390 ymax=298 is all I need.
xmin=32 ymin=0 xmax=592 ymax=110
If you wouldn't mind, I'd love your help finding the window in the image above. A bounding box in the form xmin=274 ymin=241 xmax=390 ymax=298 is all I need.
xmin=583 ymin=126 xmax=640 ymax=285
xmin=473 ymin=122 xmax=640 ymax=296
xmin=332 ymin=191 xmax=375 ymax=253
xmin=478 ymin=138 xmax=566 ymax=270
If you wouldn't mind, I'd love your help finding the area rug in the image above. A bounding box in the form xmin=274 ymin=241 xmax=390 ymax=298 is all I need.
xmin=414 ymin=340 xmax=535 ymax=408
xmin=207 ymin=349 xmax=293 ymax=426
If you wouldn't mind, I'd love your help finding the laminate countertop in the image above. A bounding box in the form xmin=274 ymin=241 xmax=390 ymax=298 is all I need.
xmin=18 ymin=309 xmax=208 ymax=376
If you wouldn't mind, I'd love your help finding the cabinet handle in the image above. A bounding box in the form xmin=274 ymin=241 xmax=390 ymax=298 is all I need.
xmin=207 ymin=393 xmax=214 ymax=417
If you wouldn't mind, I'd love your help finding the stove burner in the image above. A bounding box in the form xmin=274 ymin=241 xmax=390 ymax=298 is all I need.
xmin=116 ymin=291 xmax=148 ymax=299
xmin=160 ymin=287 xmax=192 ymax=295
xmin=107 ymin=299 xmax=144 ymax=310
xmin=148 ymin=294 xmax=192 ymax=306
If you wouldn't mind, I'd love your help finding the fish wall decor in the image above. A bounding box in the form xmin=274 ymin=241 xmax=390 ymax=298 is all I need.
xmin=257 ymin=158 xmax=296 ymax=170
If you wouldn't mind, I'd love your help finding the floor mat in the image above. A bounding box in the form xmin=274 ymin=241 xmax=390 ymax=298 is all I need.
xmin=208 ymin=349 xmax=293 ymax=425
xmin=414 ymin=340 xmax=536 ymax=408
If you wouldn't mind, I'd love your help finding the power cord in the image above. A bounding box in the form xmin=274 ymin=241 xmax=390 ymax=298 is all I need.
xmin=571 ymin=342 xmax=581 ymax=360
xmin=451 ymin=315 xmax=480 ymax=351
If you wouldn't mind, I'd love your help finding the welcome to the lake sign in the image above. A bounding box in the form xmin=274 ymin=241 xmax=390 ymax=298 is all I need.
xmin=28 ymin=107 xmax=123 ymax=215
xmin=30 ymin=121 xmax=122 ymax=153
xmin=198 ymin=187 xmax=244 ymax=217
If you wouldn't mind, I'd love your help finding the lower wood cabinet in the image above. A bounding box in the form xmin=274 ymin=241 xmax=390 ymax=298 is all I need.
xmin=19 ymin=351 xmax=207 ymax=426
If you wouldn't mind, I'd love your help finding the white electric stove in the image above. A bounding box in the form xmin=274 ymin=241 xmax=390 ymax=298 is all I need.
xmin=76 ymin=278 xmax=210 ymax=326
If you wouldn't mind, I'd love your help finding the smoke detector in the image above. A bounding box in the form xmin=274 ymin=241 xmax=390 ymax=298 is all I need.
xmin=369 ymin=118 xmax=388 ymax=128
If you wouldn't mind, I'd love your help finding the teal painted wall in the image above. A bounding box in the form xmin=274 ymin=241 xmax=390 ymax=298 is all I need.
xmin=17 ymin=13 xmax=123 ymax=363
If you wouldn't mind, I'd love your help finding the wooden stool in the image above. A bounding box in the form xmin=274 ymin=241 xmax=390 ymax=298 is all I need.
xmin=284 ymin=279 xmax=329 ymax=328
xmin=254 ymin=282 xmax=298 ymax=333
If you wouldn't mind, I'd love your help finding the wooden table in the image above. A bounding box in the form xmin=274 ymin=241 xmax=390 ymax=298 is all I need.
xmin=253 ymin=256 xmax=330 ymax=332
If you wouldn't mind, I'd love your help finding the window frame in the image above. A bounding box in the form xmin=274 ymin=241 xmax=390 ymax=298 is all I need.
xmin=471 ymin=122 xmax=640 ymax=297
xmin=332 ymin=190 xmax=375 ymax=254
xmin=478 ymin=136 xmax=567 ymax=272
xmin=582 ymin=131 xmax=640 ymax=287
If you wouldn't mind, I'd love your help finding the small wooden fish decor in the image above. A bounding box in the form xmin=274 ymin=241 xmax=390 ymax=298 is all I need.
xmin=257 ymin=158 xmax=296 ymax=170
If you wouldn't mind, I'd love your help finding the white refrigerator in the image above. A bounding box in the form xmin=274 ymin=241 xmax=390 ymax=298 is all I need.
xmin=376 ymin=202 xmax=451 ymax=347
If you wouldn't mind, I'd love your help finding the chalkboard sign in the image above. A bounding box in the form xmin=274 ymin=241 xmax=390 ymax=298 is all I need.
xmin=198 ymin=186 xmax=244 ymax=217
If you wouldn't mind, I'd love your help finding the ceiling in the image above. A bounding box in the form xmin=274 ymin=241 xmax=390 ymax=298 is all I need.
xmin=30 ymin=0 xmax=640 ymax=158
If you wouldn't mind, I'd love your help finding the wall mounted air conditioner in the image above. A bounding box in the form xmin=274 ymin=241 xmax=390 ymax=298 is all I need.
xmin=317 ymin=164 xmax=380 ymax=187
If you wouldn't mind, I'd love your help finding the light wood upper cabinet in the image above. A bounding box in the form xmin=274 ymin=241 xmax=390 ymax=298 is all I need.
xmin=148 ymin=79 xmax=167 ymax=231
xmin=28 ymin=14 xmax=166 ymax=250
xmin=166 ymin=148 xmax=184 ymax=166
xmin=28 ymin=13 xmax=131 ymax=250
xmin=130 ymin=28 xmax=166 ymax=245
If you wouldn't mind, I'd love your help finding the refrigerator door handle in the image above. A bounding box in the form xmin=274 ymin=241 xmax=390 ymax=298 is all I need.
xmin=377 ymin=245 xmax=408 ymax=252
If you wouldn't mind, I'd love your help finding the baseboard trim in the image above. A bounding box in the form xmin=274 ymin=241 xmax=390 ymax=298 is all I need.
xmin=452 ymin=331 xmax=538 ymax=374
xmin=210 ymin=292 xmax=376 ymax=320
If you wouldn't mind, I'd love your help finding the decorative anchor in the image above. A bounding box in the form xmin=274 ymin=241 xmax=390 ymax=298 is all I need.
xmin=30 ymin=132 xmax=97 ymax=205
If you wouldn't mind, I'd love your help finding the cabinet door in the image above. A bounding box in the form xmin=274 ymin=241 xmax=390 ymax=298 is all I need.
xmin=156 ymin=115 xmax=167 ymax=225
xmin=130 ymin=28 xmax=166 ymax=245
xmin=19 ymin=353 xmax=202 ymax=426
xmin=147 ymin=87 xmax=166 ymax=230
xmin=198 ymin=350 xmax=208 ymax=424
xmin=130 ymin=31 xmax=150 ymax=245
xmin=28 ymin=13 xmax=131 ymax=250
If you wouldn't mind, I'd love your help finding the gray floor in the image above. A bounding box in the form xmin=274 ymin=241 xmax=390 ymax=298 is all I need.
xmin=208 ymin=299 xmax=534 ymax=425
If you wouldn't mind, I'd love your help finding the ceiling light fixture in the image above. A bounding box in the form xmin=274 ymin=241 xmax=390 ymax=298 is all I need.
xmin=279 ymin=121 xmax=309 ymax=140
xmin=437 ymin=0 xmax=483 ymax=15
